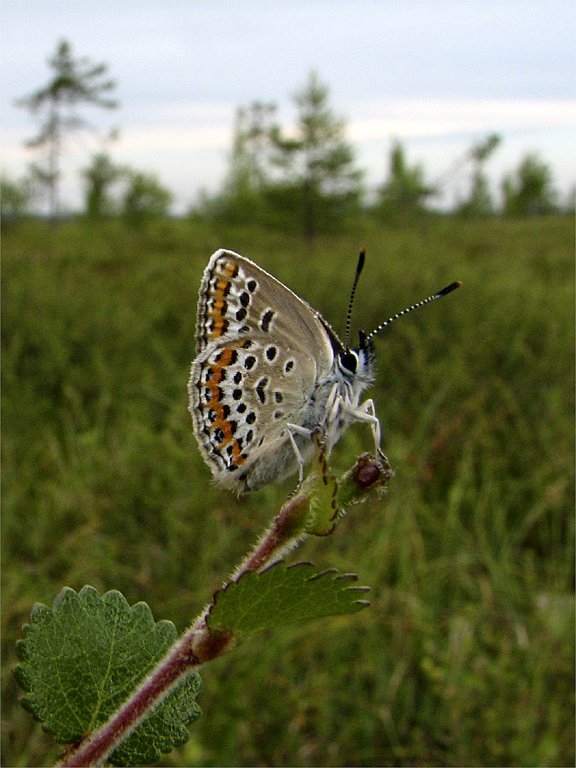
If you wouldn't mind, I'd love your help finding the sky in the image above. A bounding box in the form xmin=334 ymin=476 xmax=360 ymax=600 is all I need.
xmin=1 ymin=0 xmax=575 ymax=214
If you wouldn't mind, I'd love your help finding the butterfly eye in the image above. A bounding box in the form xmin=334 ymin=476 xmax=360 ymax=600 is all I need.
xmin=338 ymin=350 xmax=358 ymax=374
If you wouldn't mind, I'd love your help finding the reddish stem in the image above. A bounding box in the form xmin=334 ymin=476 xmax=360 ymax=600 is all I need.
xmin=59 ymin=494 xmax=308 ymax=766
xmin=239 ymin=493 xmax=309 ymax=573
xmin=60 ymin=623 xmax=231 ymax=766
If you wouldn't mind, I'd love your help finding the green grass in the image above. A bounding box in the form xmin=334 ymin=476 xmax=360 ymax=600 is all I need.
xmin=2 ymin=216 xmax=574 ymax=766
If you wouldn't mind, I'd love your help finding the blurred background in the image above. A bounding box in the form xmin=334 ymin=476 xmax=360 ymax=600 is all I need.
xmin=2 ymin=1 xmax=574 ymax=766
xmin=2 ymin=0 xmax=575 ymax=218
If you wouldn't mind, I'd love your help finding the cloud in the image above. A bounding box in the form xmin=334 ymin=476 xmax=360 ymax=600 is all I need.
xmin=94 ymin=98 xmax=576 ymax=158
xmin=116 ymin=123 xmax=232 ymax=154
xmin=347 ymin=99 xmax=576 ymax=141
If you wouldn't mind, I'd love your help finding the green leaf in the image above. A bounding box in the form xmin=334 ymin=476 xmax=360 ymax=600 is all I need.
xmin=207 ymin=562 xmax=370 ymax=636
xmin=14 ymin=585 xmax=201 ymax=766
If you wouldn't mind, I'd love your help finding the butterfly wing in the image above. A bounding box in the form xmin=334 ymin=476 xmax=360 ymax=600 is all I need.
xmin=189 ymin=249 xmax=337 ymax=492
xmin=194 ymin=249 xmax=338 ymax=356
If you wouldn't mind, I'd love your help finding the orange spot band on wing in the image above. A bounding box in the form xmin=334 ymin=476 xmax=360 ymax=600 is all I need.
xmin=207 ymin=272 xmax=234 ymax=339
xmin=201 ymin=346 xmax=245 ymax=464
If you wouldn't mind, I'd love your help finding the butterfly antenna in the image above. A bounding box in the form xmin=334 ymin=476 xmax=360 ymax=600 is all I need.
xmin=344 ymin=248 xmax=366 ymax=349
xmin=365 ymin=280 xmax=462 ymax=341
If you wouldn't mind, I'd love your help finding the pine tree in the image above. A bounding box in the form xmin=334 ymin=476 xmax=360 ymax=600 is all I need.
xmin=228 ymin=102 xmax=277 ymax=195
xmin=0 ymin=174 xmax=35 ymax=227
xmin=16 ymin=39 xmax=117 ymax=221
xmin=459 ymin=169 xmax=494 ymax=217
xmin=217 ymin=102 xmax=277 ymax=223
xmin=502 ymin=153 xmax=558 ymax=216
xmin=377 ymin=140 xmax=435 ymax=223
xmin=269 ymin=71 xmax=362 ymax=240
xmin=455 ymin=134 xmax=500 ymax=217
xmin=121 ymin=171 xmax=172 ymax=225
xmin=81 ymin=152 xmax=123 ymax=219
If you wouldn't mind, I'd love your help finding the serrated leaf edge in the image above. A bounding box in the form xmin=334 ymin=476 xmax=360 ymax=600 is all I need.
xmin=13 ymin=585 xmax=186 ymax=748
xmin=207 ymin=560 xmax=371 ymax=633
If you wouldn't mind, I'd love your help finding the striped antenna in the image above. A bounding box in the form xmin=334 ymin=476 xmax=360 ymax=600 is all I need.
xmin=344 ymin=249 xmax=366 ymax=349
xmin=365 ymin=280 xmax=462 ymax=341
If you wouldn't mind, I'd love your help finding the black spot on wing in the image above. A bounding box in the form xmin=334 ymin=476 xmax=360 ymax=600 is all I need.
xmin=260 ymin=309 xmax=275 ymax=332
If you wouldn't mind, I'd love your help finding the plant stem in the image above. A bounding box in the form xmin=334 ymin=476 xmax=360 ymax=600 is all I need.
xmin=59 ymin=621 xmax=230 ymax=767
xmin=59 ymin=494 xmax=310 ymax=766
xmin=59 ymin=452 xmax=389 ymax=766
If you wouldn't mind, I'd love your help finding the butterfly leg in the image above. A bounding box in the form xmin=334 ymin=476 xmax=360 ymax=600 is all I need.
xmin=355 ymin=398 xmax=391 ymax=466
xmin=286 ymin=422 xmax=314 ymax=486
xmin=348 ymin=398 xmax=382 ymax=455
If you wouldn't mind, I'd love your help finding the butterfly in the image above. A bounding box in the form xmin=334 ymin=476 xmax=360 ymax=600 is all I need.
xmin=188 ymin=248 xmax=460 ymax=493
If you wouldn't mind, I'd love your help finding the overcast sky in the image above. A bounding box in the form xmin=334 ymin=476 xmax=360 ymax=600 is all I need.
xmin=1 ymin=0 xmax=575 ymax=213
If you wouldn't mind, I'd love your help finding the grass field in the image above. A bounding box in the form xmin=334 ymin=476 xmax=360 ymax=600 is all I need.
xmin=2 ymin=216 xmax=574 ymax=766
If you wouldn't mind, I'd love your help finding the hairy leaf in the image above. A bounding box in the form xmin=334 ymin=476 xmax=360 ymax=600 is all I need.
xmin=14 ymin=585 xmax=201 ymax=765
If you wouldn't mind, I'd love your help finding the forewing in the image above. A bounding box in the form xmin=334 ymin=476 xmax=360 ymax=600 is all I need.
xmin=195 ymin=249 xmax=336 ymax=363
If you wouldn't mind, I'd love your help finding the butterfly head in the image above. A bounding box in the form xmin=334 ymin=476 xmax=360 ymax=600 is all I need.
xmin=336 ymin=330 xmax=376 ymax=385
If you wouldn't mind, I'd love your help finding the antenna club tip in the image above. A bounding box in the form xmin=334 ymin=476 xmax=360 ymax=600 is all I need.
xmin=438 ymin=280 xmax=463 ymax=297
